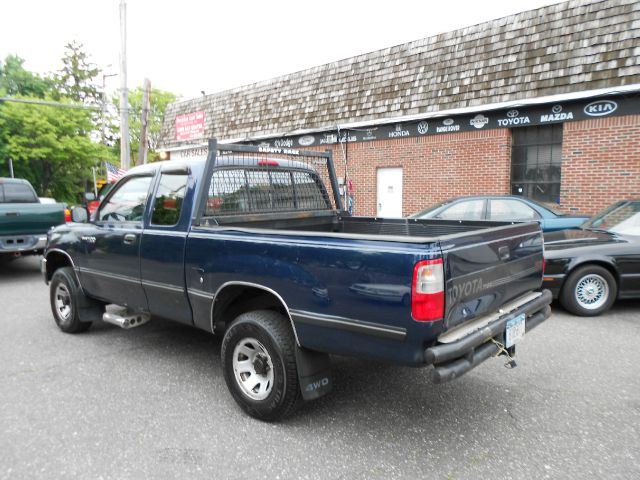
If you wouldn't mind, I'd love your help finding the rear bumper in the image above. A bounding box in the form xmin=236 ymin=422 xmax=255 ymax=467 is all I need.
xmin=423 ymin=289 xmax=553 ymax=383
xmin=542 ymin=275 xmax=564 ymax=298
xmin=0 ymin=234 xmax=47 ymax=253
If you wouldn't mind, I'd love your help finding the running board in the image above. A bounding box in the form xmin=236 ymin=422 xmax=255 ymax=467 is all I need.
xmin=103 ymin=308 xmax=150 ymax=329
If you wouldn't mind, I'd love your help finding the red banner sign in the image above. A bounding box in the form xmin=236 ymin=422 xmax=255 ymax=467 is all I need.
xmin=175 ymin=111 xmax=205 ymax=141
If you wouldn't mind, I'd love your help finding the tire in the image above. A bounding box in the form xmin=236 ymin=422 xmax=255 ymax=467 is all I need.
xmin=560 ymin=265 xmax=617 ymax=317
xmin=50 ymin=267 xmax=93 ymax=333
xmin=221 ymin=310 xmax=301 ymax=421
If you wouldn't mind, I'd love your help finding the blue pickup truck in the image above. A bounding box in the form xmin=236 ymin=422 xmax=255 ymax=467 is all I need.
xmin=42 ymin=140 xmax=552 ymax=420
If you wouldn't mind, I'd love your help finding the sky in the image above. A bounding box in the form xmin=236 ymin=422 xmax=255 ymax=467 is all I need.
xmin=1 ymin=0 xmax=562 ymax=101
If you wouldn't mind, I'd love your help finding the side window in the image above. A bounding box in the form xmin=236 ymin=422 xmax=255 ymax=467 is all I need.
xmin=489 ymin=199 xmax=538 ymax=221
xmin=99 ymin=176 xmax=153 ymax=222
xmin=151 ymin=173 xmax=189 ymax=226
xmin=438 ymin=200 xmax=485 ymax=220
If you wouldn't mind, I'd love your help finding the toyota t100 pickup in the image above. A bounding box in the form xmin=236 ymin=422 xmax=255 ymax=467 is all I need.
xmin=42 ymin=140 xmax=552 ymax=420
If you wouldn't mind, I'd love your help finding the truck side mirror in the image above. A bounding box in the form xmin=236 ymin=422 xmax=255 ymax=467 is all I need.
xmin=71 ymin=206 xmax=89 ymax=223
xmin=84 ymin=192 xmax=96 ymax=202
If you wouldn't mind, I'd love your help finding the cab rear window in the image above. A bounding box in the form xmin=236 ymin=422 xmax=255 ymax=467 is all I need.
xmin=0 ymin=183 xmax=38 ymax=203
xmin=205 ymin=167 xmax=331 ymax=216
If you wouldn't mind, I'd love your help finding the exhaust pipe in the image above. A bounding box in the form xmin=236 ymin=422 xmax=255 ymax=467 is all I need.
xmin=103 ymin=310 xmax=150 ymax=329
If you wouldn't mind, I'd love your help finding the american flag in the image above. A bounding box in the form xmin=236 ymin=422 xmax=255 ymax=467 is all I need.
xmin=105 ymin=162 xmax=127 ymax=182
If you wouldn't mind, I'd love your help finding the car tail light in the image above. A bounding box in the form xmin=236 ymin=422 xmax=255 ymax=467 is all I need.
xmin=412 ymin=258 xmax=444 ymax=322
xmin=258 ymin=159 xmax=279 ymax=166
xmin=64 ymin=208 xmax=72 ymax=222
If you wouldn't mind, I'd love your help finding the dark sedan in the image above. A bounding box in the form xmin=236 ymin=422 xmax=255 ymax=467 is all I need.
xmin=409 ymin=195 xmax=588 ymax=232
xmin=543 ymin=200 xmax=640 ymax=316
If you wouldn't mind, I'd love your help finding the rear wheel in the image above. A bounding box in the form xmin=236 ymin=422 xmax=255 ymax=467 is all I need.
xmin=560 ymin=265 xmax=617 ymax=317
xmin=221 ymin=310 xmax=300 ymax=421
xmin=50 ymin=267 xmax=93 ymax=333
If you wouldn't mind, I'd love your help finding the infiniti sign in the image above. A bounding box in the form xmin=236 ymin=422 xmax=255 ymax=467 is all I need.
xmin=584 ymin=100 xmax=618 ymax=117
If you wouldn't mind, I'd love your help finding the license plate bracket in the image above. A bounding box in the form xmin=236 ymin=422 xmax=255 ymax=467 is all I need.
xmin=505 ymin=313 xmax=526 ymax=348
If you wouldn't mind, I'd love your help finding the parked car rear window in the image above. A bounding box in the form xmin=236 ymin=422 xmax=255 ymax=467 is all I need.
xmin=489 ymin=199 xmax=538 ymax=221
xmin=438 ymin=200 xmax=485 ymax=220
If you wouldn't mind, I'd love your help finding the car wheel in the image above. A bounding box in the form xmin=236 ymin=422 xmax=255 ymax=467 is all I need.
xmin=560 ymin=265 xmax=617 ymax=317
xmin=50 ymin=267 xmax=93 ymax=333
xmin=221 ymin=310 xmax=301 ymax=421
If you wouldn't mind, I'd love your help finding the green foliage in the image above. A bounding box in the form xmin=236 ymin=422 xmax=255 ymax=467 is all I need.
xmin=0 ymin=55 xmax=54 ymax=98
xmin=116 ymin=85 xmax=178 ymax=164
xmin=0 ymin=97 xmax=114 ymax=203
xmin=0 ymin=42 xmax=177 ymax=201
xmin=55 ymin=41 xmax=101 ymax=106
xmin=0 ymin=44 xmax=116 ymax=203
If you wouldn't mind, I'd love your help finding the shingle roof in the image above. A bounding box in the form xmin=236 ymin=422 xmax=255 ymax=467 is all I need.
xmin=159 ymin=0 xmax=640 ymax=149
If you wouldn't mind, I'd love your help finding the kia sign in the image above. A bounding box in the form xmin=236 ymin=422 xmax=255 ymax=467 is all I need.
xmin=176 ymin=111 xmax=205 ymax=141
xmin=584 ymin=100 xmax=618 ymax=116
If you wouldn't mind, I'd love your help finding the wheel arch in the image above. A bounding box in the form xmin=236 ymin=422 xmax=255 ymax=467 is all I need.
xmin=562 ymin=258 xmax=620 ymax=298
xmin=211 ymin=281 xmax=300 ymax=345
xmin=44 ymin=249 xmax=77 ymax=284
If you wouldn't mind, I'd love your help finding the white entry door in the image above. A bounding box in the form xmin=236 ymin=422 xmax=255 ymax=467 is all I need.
xmin=377 ymin=167 xmax=403 ymax=218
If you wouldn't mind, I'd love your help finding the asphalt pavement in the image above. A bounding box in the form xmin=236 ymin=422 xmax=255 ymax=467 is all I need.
xmin=1 ymin=256 xmax=639 ymax=480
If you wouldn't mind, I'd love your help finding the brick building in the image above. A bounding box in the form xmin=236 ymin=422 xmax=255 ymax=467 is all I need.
xmin=159 ymin=0 xmax=640 ymax=217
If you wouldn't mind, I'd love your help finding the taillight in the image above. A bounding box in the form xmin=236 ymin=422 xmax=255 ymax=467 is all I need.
xmin=412 ymin=258 xmax=444 ymax=322
xmin=64 ymin=208 xmax=72 ymax=222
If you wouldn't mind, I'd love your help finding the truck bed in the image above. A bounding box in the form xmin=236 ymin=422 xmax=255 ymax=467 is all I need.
xmin=205 ymin=210 xmax=514 ymax=239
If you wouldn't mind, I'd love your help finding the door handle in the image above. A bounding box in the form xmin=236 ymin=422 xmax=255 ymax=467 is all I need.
xmin=123 ymin=233 xmax=137 ymax=245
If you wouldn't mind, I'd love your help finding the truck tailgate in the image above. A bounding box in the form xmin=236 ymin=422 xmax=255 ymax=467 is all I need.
xmin=0 ymin=203 xmax=65 ymax=236
xmin=439 ymin=222 xmax=544 ymax=330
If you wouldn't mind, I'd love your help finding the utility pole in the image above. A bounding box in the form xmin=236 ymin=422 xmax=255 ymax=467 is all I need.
xmin=119 ymin=0 xmax=130 ymax=169
xmin=8 ymin=158 xmax=14 ymax=178
xmin=101 ymin=68 xmax=117 ymax=144
xmin=101 ymin=68 xmax=117 ymax=189
xmin=138 ymin=78 xmax=151 ymax=165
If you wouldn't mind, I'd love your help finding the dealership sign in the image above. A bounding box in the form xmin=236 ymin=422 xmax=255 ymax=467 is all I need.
xmin=246 ymin=94 xmax=639 ymax=148
xmin=176 ymin=111 xmax=205 ymax=141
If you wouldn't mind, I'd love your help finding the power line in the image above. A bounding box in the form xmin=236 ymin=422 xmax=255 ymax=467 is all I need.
xmin=0 ymin=97 xmax=100 ymax=110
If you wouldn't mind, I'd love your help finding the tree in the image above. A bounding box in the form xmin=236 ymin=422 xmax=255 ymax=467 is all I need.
xmin=55 ymin=41 xmax=101 ymax=106
xmin=0 ymin=98 xmax=113 ymax=202
xmin=125 ymin=85 xmax=178 ymax=164
xmin=0 ymin=55 xmax=53 ymax=98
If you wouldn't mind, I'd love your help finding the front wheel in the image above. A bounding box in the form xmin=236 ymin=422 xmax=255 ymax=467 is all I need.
xmin=221 ymin=310 xmax=301 ymax=421
xmin=50 ymin=267 xmax=93 ymax=333
xmin=560 ymin=265 xmax=617 ymax=316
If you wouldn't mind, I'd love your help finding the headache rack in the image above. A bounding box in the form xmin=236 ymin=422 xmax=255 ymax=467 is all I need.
xmin=192 ymin=139 xmax=344 ymax=226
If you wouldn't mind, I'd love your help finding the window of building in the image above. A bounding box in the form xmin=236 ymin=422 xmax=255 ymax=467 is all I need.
xmin=511 ymin=124 xmax=563 ymax=204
